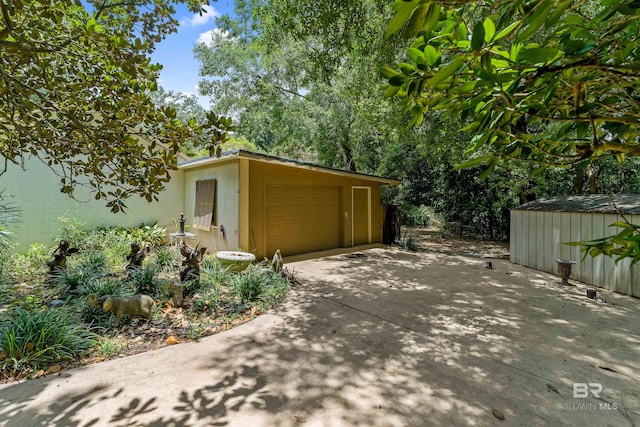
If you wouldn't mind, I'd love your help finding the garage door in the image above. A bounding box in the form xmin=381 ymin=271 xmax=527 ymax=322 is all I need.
xmin=266 ymin=184 xmax=342 ymax=257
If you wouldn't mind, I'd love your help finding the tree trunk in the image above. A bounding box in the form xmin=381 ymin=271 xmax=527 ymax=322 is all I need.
xmin=572 ymin=164 xmax=585 ymax=194
xmin=586 ymin=163 xmax=598 ymax=193
xmin=383 ymin=205 xmax=401 ymax=244
xmin=341 ymin=116 xmax=357 ymax=172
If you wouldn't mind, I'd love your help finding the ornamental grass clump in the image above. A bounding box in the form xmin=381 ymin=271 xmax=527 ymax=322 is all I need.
xmin=54 ymin=267 xmax=97 ymax=294
xmin=0 ymin=308 xmax=97 ymax=375
xmin=128 ymin=265 xmax=162 ymax=296
xmin=152 ymin=246 xmax=181 ymax=273
xmin=258 ymin=268 xmax=290 ymax=308
xmin=231 ymin=266 xmax=266 ymax=304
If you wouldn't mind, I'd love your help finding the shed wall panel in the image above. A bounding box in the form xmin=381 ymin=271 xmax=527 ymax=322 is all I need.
xmin=631 ymin=215 xmax=640 ymax=297
xmin=543 ymin=211 xmax=554 ymax=272
xmin=535 ymin=212 xmax=545 ymax=270
xmin=521 ymin=211 xmax=529 ymax=266
xmin=527 ymin=213 xmax=537 ymax=269
xmin=591 ymin=214 xmax=605 ymax=288
xmin=552 ymin=212 xmax=562 ymax=270
xmin=510 ymin=211 xmax=517 ymax=263
xmin=580 ymin=213 xmax=594 ymax=286
xmin=560 ymin=213 xmax=572 ymax=260
xmin=514 ymin=211 xmax=523 ymax=264
xmin=570 ymin=212 xmax=583 ymax=281
xmin=602 ymin=214 xmax=619 ymax=290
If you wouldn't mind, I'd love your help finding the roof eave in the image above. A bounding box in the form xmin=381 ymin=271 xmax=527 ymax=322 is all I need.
xmin=179 ymin=149 xmax=401 ymax=185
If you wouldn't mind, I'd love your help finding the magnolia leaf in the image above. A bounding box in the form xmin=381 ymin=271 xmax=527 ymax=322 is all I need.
xmin=427 ymin=57 xmax=465 ymax=89
xmin=423 ymin=45 xmax=440 ymax=66
xmin=483 ymin=17 xmax=496 ymax=43
xmin=454 ymin=155 xmax=493 ymax=169
xmin=471 ymin=20 xmax=485 ymax=51
xmin=494 ymin=20 xmax=521 ymax=41
xmin=380 ymin=66 xmax=399 ymax=79
xmin=405 ymin=3 xmax=430 ymax=38
xmin=407 ymin=47 xmax=425 ymax=65
xmin=386 ymin=0 xmax=421 ymax=38
xmin=423 ymin=2 xmax=441 ymax=34
xmin=518 ymin=47 xmax=561 ymax=64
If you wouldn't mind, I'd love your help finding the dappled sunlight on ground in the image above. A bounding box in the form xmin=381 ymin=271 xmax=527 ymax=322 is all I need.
xmin=1 ymin=245 xmax=639 ymax=426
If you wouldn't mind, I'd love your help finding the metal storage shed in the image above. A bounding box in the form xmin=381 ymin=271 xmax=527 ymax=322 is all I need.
xmin=510 ymin=194 xmax=640 ymax=297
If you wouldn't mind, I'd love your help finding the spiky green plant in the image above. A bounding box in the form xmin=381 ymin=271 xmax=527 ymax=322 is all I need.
xmin=79 ymin=252 xmax=108 ymax=277
xmin=231 ymin=267 xmax=266 ymax=304
xmin=152 ymin=246 xmax=181 ymax=273
xmin=200 ymin=257 xmax=232 ymax=288
xmin=128 ymin=265 xmax=162 ymax=296
xmin=54 ymin=268 xmax=95 ymax=293
xmin=0 ymin=308 xmax=97 ymax=374
xmin=0 ymin=201 xmax=18 ymax=254
xmin=96 ymin=336 xmax=121 ymax=358
xmin=257 ymin=268 xmax=290 ymax=307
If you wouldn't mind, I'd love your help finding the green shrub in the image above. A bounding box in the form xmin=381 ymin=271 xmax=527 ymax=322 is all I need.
xmin=230 ymin=266 xmax=267 ymax=304
xmin=186 ymin=324 xmax=203 ymax=340
xmin=26 ymin=243 xmax=50 ymax=271
xmin=56 ymin=215 xmax=87 ymax=247
xmin=152 ymin=246 xmax=181 ymax=273
xmin=78 ymin=252 xmax=108 ymax=277
xmin=96 ymin=336 xmax=121 ymax=359
xmin=127 ymin=224 xmax=167 ymax=248
xmin=78 ymin=227 xmax=129 ymax=269
xmin=401 ymin=205 xmax=435 ymax=227
xmin=0 ymin=200 xmax=18 ymax=254
xmin=103 ymin=240 xmax=131 ymax=272
xmin=0 ymin=308 xmax=97 ymax=374
xmin=54 ymin=268 xmax=95 ymax=293
xmin=200 ymin=257 xmax=232 ymax=287
xmin=258 ymin=268 xmax=290 ymax=307
xmin=399 ymin=234 xmax=421 ymax=252
xmin=19 ymin=294 xmax=44 ymax=312
xmin=128 ymin=265 xmax=162 ymax=296
xmin=80 ymin=277 xmax=128 ymax=298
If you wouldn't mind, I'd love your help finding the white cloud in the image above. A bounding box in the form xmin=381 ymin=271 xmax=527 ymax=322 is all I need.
xmin=183 ymin=4 xmax=220 ymax=27
xmin=197 ymin=28 xmax=226 ymax=46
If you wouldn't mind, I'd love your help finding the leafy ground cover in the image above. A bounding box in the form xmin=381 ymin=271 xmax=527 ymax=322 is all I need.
xmin=0 ymin=220 xmax=291 ymax=383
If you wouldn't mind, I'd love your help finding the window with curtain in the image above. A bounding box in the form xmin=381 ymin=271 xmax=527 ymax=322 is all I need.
xmin=194 ymin=179 xmax=216 ymax=231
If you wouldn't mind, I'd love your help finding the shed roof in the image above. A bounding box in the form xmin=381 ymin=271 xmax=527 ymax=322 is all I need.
xmin=179 ymin=149 xmax=401 ymax=185
xmin=514 ymin=194 xmax=640 ymax=214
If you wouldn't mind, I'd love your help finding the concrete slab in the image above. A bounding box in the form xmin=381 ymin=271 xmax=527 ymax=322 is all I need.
xmin=1 ymin=247 xmax=639 ymax=426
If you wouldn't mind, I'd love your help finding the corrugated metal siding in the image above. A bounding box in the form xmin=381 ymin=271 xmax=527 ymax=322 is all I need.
xmin=510 ymin=210 xmax=640 ymax=297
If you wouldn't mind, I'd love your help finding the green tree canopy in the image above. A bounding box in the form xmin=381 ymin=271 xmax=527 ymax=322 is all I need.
xmin=385 ymin=0 xmax=640 ymax=260
xmin=0 ymin=0 xmax=234 ymax=212
xmin=385 ymin=0 xmax=640 ymax=171
xmin=194 ymin=0 xmax=409 ymax=173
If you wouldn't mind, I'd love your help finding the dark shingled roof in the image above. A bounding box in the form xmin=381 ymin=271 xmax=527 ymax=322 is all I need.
xmin=514 ymin=194 xmax=640 ymax=214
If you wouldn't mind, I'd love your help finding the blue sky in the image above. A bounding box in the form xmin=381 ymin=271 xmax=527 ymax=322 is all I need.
xmin=150 ymin=1 xmax=236 ymax=107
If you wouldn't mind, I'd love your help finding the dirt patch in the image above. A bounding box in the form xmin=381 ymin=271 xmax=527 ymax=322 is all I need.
xmin=402 ymin=226 xmax=510 ymax=259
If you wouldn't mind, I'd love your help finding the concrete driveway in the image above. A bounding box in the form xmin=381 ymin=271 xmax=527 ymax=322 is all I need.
xmin=1 ymin=247 xmax=639 ymax=426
